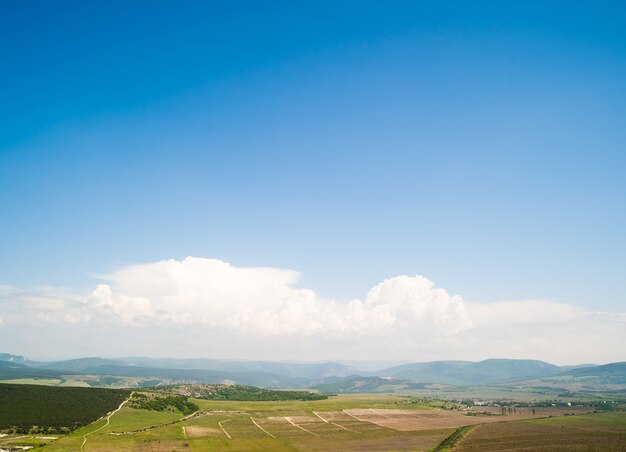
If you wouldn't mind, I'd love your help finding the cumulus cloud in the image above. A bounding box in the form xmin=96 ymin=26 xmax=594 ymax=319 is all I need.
xmin=1 ymin=256 xmax=625 ymax=363
xmin=85 ymin=257 xmax=472 ymax=339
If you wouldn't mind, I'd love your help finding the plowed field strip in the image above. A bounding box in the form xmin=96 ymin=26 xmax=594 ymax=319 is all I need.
xmin=370 ymin=409 xmax=393 ymax=419
xmin=218 ymin=419 xmax=232 ymax=439
xmin=343 ymin=410 xmax=364 ymax=421
xmin=285 ymin=417 xmax=319 ymax=436
xmin=251 ymin=418 xmax=276 ymax=438
xmin=331 ymin=421 xmax=359 ymax=433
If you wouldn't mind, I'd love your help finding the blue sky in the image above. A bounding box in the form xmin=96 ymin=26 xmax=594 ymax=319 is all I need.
xmin=1 ymin=2 xmax=626 ymax=361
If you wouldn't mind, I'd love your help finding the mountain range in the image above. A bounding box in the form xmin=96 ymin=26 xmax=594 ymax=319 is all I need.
xmin=1 ymin=353 xmax=624 ymax=391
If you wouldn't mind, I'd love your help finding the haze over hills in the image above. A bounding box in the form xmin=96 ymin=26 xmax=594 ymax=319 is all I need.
xmin=29 ymin=356 xmax=361 ymax=387
xmin=0 ymin=353 xmax=41 ymax=367
xmin=2 ymin=352 xmax=621 ymax=392
xmin=379 ymin=359 xmax=565 ymax=385
xmin=114 ymin=357 xmax=361 ymax=379
xmin=0 ymin=360 xmax=70 ymax=381
xmin=555 ymin=362 xmax=626 ymax=384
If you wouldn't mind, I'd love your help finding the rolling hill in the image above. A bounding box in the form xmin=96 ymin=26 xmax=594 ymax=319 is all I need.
xmin=38 ymin=357 xmax=125 ymax=372
xmin=311 ymin=375 xmax=428 ymax=393
xmin=0 ymin=353 xmax=43 ymax=367
xmin=0 ymin=360 xmax=69 ymax=381
xmin=113 ymin=357 xmax=359 ymax=380
xmin=378 ymin=359 xmax=563 ymax=385
xmin=34 ymin=356 xmax=360 ymax=387
xmin=551 ymin=362 xmax=626 ymax=385
xmin=65 ymin=363 xmax=299 ymax=387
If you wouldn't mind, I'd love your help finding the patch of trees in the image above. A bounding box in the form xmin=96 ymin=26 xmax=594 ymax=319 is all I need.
xmin=203 ymin=385 xmax=328 ymax=401
xmin=129 ymin=393 xmax=198 ymax=415
xmin=159 ymin=384 xmax=329 ymax=401
xmin=466 ymin=411 xmax=497 ymax=416
xmin=434 ymin=426 xmax=473 ymax=451
xmin=0 ymin=384 xmax=129 ymax=434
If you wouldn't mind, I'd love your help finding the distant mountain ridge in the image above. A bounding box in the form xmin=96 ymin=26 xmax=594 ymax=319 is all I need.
xmin=312 ymin=375 xmax=428 ymax=393
xmin=3 ymin=354 xmax=360 ymax=388
xmin=0 ymin=353 xmax=42 ymax=367
xmin=2 ymin=352 xmax=621 ymax=391
xmin=0 ymin=353 xmax=28 ymax=363
xmin=0 ymin=359 xmax=69 ymax=381
xmin=35 ymin=356 xmax=359 ymax=387
xmin=378 ymin=359 xmax=565 ymax=385
xmin=113 ymin=357 xmax=360 ymax=379
xmin=555 ymin=362 xmax=626 ymax=384
xmin=38 ymin=357 xmax=124 ymax=372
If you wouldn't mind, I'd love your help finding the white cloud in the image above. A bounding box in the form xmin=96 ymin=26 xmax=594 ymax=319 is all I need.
xmin=1 ymin=256 xmax=625 ymax=363
xmin=86 ymin=258 xmax=472 ymax=339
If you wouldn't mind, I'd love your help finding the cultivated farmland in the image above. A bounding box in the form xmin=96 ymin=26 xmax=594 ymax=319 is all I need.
xmin=38 ymin=394 xmax=456 ymax=451
xmin=454 ymin=411 xmax=626 ymax=451
xmin=22 ymin=393 xmax=608 ymax=451
xmin=1 ymin=390 xmax=623 ymax=451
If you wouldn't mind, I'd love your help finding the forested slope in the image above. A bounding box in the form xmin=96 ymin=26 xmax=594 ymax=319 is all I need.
xmin=0 ymin=383 xmax=130 ymax=433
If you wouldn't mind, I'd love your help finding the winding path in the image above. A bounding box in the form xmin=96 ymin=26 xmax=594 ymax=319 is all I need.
xmin=80 ymin=392 xmax=133 ymax=452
